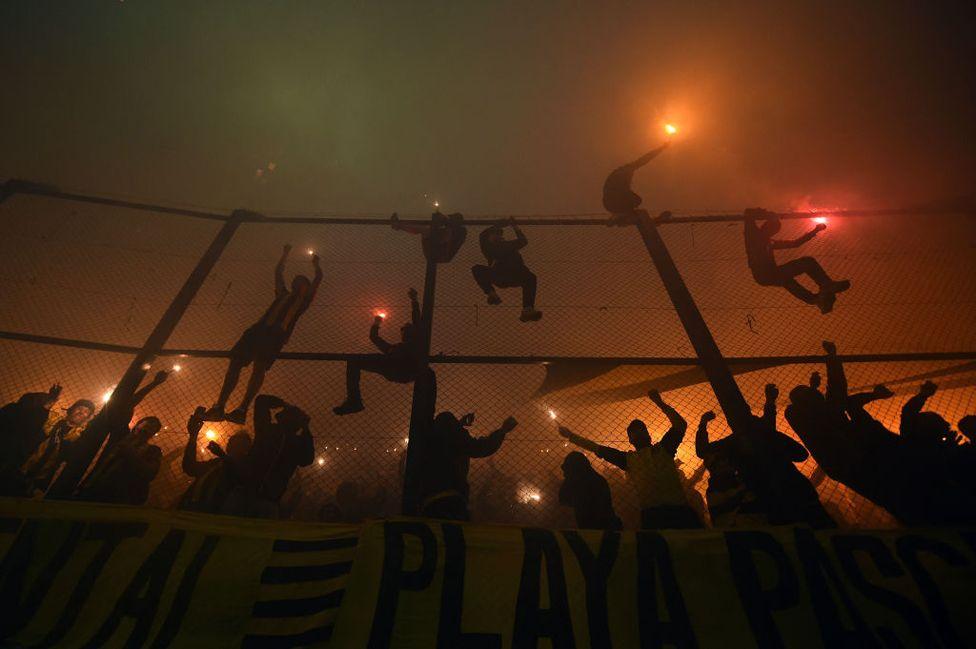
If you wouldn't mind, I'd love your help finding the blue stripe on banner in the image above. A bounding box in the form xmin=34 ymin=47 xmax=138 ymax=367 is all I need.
xmin=240 ymin=624 xmax=333 ymax=648
xmin=271 ymin=537 xmax=358 ymax=553
xmin=259 ymin=562 xmax=353 ymax=584
xmin=251 ymin=589 xmax=345 ymax=618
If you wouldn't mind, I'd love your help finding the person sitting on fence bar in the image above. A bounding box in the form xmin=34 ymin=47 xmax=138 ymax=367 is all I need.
xmin=392 ymin=211 xmax=467 ymax=263
xmin=602 ymin=141 xmax=670 ymax=226
xmin=248 ymin=394 xmax=315 ymax=517
xmin=743 ymin=208 xmax=850 ymax=314
xmin=419 ymin=412 xmax=518 ymax=520
xmin=75 ymin=416 xmax=162 ymax=505
xmin=205 ymin=244 xmax=322 ymax=425
xmin=559 ymin=389 xmax=703 ymax=529
xmin=2 ymin=385 xmax=95 ymax=496
xmin=178 ymin=406 xmax=253 ymax=514
xmin=334 ymin=287 xmax=424 ymax=415
xmin=471 ymin=218 xmax=543 ymax=322
xmin=558 ymin=451 xmax=623 ymax=530
xmin=694 ymin=411 xmax=766 ymax=527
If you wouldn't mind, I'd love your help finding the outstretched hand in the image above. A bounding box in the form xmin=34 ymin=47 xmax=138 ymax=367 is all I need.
xmin=557 ymin=425 xmax=573 ymax=439
xmin=920 ymin=381 xmax=937 ymax=397
xmin=408 ymin=287 xmax=418 ymax=301
xmin=283 ymin=244 xmax=293 ymax=255
xmin=765 ymin=383 xmax=779 ymax=400
xmin=500 ymin=416 xmax=518 ymax=433
xmin=206 ymin=441 xmax=224 ymax=456
xmin=700 ymin=411 xmax=716 ymax=423
xmin=390 ymin=213 xmax=400 ymax=230
xmin=813 ymin=223 xmax=827 ymax=233
xmin=822 ymin=340 xmax=837 ymax=355
xmin=187 ymin=406 xmax=206 ymax=436
xmin=647 ymin=388 xmax=663 ymax=403
xmin=47 ymin=383 xmax=63 ymax=400
xmin=809 ymin=371 xmax=822 ymax=389
xmin=154 ymin=370 xmax=170 ymax=383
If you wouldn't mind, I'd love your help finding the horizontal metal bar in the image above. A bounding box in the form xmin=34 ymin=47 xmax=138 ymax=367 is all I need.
xmin=3 ymin=330 xmax=975 ymax=367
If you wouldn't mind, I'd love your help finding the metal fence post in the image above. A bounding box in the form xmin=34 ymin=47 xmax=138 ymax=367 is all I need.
xmin=634 ymin=213 xmax=753 ymax=431
xmin=47 ymin=209 xmax=249 ymax=498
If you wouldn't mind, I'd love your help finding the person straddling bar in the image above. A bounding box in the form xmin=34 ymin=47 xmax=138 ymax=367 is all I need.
xmin=602 ymin=141 xmax=670 ymax=226
xmin=558 ymin=389 xmax=703 ymax=529
xmin=334 ymin=288 xmax=424 ymax=415
xmin=559 ymin=451 xmax=623 ymax=530
xmin=205 ymin=244 xmax=322 ymax=425
xmin=391 ymin=211 xmax=467 ymax=263
xmin=743 ymin=208 xmax=850 ymax=314
xmin=418 ymin=411 xmax=518 ymax=520
xmin=471 ymin=218 xmax=543 ymax=322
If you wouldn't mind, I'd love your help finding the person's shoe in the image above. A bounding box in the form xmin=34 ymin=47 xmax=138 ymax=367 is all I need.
xmin=202 ymin=406 xmax=226 ymax=422
xmin=487 ymin=292 xmax=502 ymax=305
xmin=333 ymin=399 xmax=365 ymax=416
xmin=519 ymin=309 xmax=543 ymax=322
xmin=225 ymin=408 xmax=247 ymax=425
xmin=829 ymin=279 xmax=851 ymax=294
xmin=817 ymin=291 xmax=837 ymax=314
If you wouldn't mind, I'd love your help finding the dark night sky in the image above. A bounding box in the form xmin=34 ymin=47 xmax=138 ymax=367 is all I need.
xmin=1 ymin=1 xmax=973 ymax=215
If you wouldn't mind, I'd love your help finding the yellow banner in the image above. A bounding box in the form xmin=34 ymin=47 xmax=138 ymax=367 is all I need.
xmin=2 ymin=499 xmax=975 ymax=648
xmin=0 ymin=498 xmax=358 ymax=648
xmin=332 ymin=521 xmax=976 ymax=648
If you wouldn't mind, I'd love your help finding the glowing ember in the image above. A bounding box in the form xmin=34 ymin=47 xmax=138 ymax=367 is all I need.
xmin=433 ymin=201 xmax=440 ymax=208
xmin=548 ymin=408 xmax=557 ymax=420
xmin=205 ymin=429 xmax=217 ymax=441
xmin=141 ymin=363 xmax=151 ymax=371
xmin=171 ymin=364 xmax=182 ymax=372
xmin=813 ymin=216 xmax=828 ymax=225
xmin=664 ymin=123 xmax=678 ymax=136
xmin=101 ymin=387 xmax=115 ymax=404
xmin=376 ymin=311 xmax=387 ymax=320
xmin=307 ymin=249 xmax=314 ymax=256
xmin=517 ymin=484 xmax=543 ymax=504
xmin=317 ymin=457 xmax=325 ymax=466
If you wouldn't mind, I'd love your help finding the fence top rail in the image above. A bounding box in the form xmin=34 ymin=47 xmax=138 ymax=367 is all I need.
xmin=3 ymin=180 xmax=972 ymax=227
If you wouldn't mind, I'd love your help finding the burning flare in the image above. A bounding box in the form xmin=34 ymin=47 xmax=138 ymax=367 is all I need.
xmin=664 ymin=123 xmax=678 ymax=136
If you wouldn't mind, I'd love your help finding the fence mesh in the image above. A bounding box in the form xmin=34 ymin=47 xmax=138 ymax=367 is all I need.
xmin=1 ymin=188 xmax=974 ymax=530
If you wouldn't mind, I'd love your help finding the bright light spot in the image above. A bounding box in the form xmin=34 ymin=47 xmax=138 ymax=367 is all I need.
xmin=205 ymin=429 xmax=217 ymax=441
xmin=101 ymin=386 xmax=115 ymax=404
xmin=813 ymin=216 xmax=828 ymax=225
xmin=171 ymin=364 xmax=182 ymax=373
xmin=403 ymin=437 xmax=409 ymax=445
xmin=317 ymin=457 xmax=325 ymax=466
xmin=433 ymin=201 xmax=440 ymax=208
xmin=307 ymin=249 xmax=314 ymax=256
xmin=517 ymin=483 xmax=543 ymax=504
xmin=376 ymin=311 xmax=387 ymax=320
xmin=664 ymin=123 xmax=678 ymax=136
xmin=548 ymin=409 xmax=557 ymax=420
xmin=141 ymin=363 xmax=151 ymax=371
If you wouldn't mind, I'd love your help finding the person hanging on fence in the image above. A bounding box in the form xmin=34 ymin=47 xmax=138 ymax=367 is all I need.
xmin=334 ymin=287 xmax=425 ymax=415
xmin=2 ymin=385 xmax=95 ymax=496
xmin=392 ymin=211 xmax=467 ymax=263
xmin=74 ymin=415 xmax=163 ymax=505
xmin=694 ymin=411 xmax=766 ymax=527
xmin=558 ymin=389 xmax=703 ymax=529
xmin=178 ymin=406 xmax=253 ymax=514
xmin=558 ymin=451 xmax=623 ymax=530
xmin=204 ymin=244 xmax=322 ymax=425
xmin=417 ymin=411 xmax=518 ymax=520
xmin=471 ymin=218 xmax=543 ymax=322
xmin=743 ymin=208 xmax=850 ymax=314
xmin=248 ymin=395 xmax=315 ymax=517
xmin=602 ymin=141 xmax=670 ymax=226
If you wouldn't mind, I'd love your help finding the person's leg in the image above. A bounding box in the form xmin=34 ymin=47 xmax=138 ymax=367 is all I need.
xmin=516 ymin=267 xmax=542 ymax=321
xmin=472 ymin=265 xmax=501 ymax=304
xmin=227 ymin=362 xmax=268 ymax=423
xmin=207 ymin=358 xmax=246 ymax=419
xmin=781 ymin=278 xmax=819 ymax=305
xmin=334 ymin=357 xmax=390 ymax=414
xmin=783 ymin=257 xmax=850 ymax=294
xmin=824 ymin=346 xmax=848 ymax=410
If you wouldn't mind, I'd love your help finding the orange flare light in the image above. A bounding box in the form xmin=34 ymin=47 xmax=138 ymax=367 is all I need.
xmin=664 ymin=123 xmax=678 ymax=136
xmin=205 ymin=429 xmax=217 ymax=440
xmin=813 ymin=216 xmax=828 ymax=225
xmin=375 ymin=311 xmax=387 ymax=320
xmin=548 ymin=409 xmax=557 ymax=420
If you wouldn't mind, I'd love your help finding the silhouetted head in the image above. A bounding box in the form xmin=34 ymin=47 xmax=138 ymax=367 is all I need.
xmin=227 ymin=430 xmax=252 ymax=459
xmin=561 ymin=451 xmax=592 ymax=479
xmin=760 ymin=217 xmax=782 ymax=237
xmin=627 ymin=419 xmax=651 ymax=448
xmin=788 ymin=385 xmax=824 ymax=411
xmin=957 ymin=415 xmax=976 ymax=442
xmin=275 ymin=405 xmax=308 ymax=431
xmin=486 ymin=226 xmax=504 ymax=242
xmin=66 ymin=399 xmax=96 ymax=427
xmin=913 ymin=412 xmax=952 ymax=445
xmin=132 ymin=416 xmax=161 ymax=443
xmin=291 ymin=275 xmax=311 ymax=294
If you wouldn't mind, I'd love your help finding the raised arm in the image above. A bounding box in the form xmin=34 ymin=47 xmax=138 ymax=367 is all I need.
xmin=368 ymin=316 xmax=393 ymax=353
xmin=391 ymin=212 xmax=429 ymax=236
xmin=408 ymin=288 xmax=421 ymax=326
xmin=772 ymin=224 xmax=825 ymax=250
xmin=558 ymin=425 xmax=627 ymax=470
xmin=649 ymin=390 xmax=688 ymax=454
xmin=132 ymin=370 xmax=169 ymax=407
xmin=695 ymin=411 xmax=716 ymax=459
xmin=761 ymin=384 xmax=779 ymax=429
xmin=310 ymin=254 xmax=323 ymax=295
xmin=627 ymin=142 xmax=671 ymax=170
xmin=181 ymin=407 xmax=211 ymax=477
xmin=295 ymin=422 xmax=315 ymax=467
xmin=510 ymin=219 xmax=528 ymax=249
xmin=275 ymin=244 xmax=291 ymax=296
xmin=465 ymin=416 xmax=517 ymax=458
xmin=900 ymin=381 xmax=936 ymax=437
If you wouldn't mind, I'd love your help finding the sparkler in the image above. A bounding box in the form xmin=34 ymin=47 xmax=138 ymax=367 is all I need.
xmin=813 ymin=216 xmax=828 ymax=225
xmin=664 ymin=123 xmax=678 ymax=136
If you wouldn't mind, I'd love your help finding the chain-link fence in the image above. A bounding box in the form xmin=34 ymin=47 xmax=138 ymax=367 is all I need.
xmin=1 ymin=185 xmax=974 ymax=529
